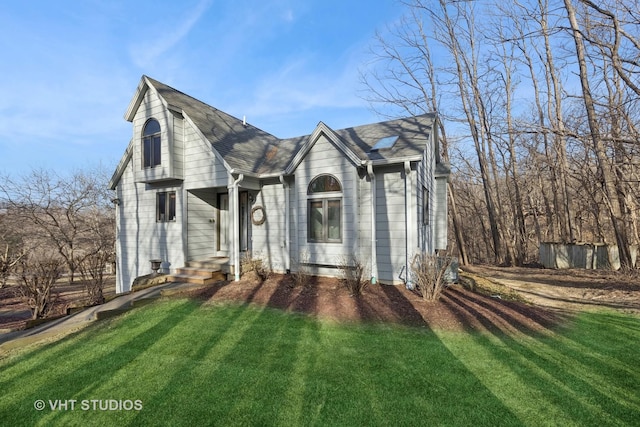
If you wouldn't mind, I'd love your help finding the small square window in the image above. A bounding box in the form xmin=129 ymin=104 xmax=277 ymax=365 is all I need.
xmin=157 ymin=191 xmax=176 ymax=222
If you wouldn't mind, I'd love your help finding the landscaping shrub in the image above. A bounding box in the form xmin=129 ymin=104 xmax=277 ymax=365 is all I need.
xmin=241 ymin=252 xmax=271 ymax=282
xmin=291 ymin=252 xmax=311 ymax=288
xmin=410 ymin=253 xmax=453 ymax=301
xmin=17 ymin=253 xmax=63 ymax=319
xmin=337 ymin=255 xmax=369 ymax=296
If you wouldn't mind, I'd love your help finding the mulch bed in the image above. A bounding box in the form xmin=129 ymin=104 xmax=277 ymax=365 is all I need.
xmin=181 ymin=273 xmax=563 ymax=334
xmin=0 ymin=272 xmax=565 ymax=334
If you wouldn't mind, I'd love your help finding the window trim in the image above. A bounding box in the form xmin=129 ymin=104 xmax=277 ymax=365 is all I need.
xmin=307 ymin=174 xmax=343 ymax=243
xmin=143 ymin=118 xmax=161 ymax=168
xmin=156 ymin=191 xmax=176 ymax=223
xmin=307 ymin=174 xmax=342 ymax=194
xmin=307 ymin=197 xmax=342 ymax=243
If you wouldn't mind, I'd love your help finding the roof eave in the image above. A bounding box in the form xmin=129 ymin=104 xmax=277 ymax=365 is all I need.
xmin=109 ymin=140 xmax=134 ymax=190
xmin=368 ymin=155 xmax=423 ymax=166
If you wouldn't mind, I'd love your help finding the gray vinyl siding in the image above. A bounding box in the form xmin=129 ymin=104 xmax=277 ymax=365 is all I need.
xmin=374 ymin=166 xmax=407 ymax=283
xmin=132 ymin=88 xmax=183 ymax=183
xmin=293 ymin=134 xmax=358 ymax=267
xmin=173 ymin=112 xmax=184 ymax=178
xmin=417 ymin=134 xmax=436 ymax=254
xmin=183 ymin=119 xmax=229 ymax=189
xmin=114 ymin=160 xmax=185 ymax=293
xmin=252 ymin=181 xmax=287 ymax=272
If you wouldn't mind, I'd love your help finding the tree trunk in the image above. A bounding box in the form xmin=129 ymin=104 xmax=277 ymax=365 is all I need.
xmin=564 ymin=0 xmax=634 ymax=269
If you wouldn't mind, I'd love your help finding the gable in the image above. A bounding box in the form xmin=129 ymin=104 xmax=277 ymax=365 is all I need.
xmin=285 ymin=122 xmax=362 ymax=175
xmin=129 ymin=81 xmax=183 ymax=183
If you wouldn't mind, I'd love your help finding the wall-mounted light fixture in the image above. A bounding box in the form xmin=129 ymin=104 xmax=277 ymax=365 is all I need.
xmin=111 ymin=198 xmax=121 ymax=206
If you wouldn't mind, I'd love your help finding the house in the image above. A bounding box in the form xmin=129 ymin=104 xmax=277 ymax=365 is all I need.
xmin=109 ymin=76 xmax=449 ymax=294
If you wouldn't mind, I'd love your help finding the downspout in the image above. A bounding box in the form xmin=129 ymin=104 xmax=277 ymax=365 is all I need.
xmin=367 ymin=163 xmax=378 ymax=284
xmin=404 ymin=161 xmax=413 ymax=289
xmin=279 ymin=175 xmax=290 ymax=273
xmin=230 ymin=173 xmax=244 ymax=281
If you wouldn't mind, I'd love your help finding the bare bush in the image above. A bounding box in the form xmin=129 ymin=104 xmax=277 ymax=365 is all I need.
xmin=291 ymin=251 xmax=311 ymax=288
xmin=410 ymin=253 xmax=453 ymax=301
xmin=241 ymin=252 xmax=271 ymax=282
xmin=78 ymin=249 xmax=112 ymax=306
xmin=17 ymin=253 xmax=63 ymax=319
xmin=337 ymin=255 xmax=369 ymax=296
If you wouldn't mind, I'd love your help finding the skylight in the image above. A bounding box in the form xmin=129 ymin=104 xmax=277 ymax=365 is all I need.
xmin=370 ymin=135 xmax=398 ymax=151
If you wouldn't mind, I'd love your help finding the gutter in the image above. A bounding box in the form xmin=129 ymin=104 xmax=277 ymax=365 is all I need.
xmin=366 ymin=163 xmax=378 ymax=284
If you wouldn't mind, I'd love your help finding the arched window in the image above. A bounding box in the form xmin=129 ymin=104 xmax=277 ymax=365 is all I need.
xmin=143 ymin=119 xmax=161 ymax=168
xmin=308 ymin=174 xmax=342 ymax=194
xmin=308 ymin=174 xmax=342 ymax=242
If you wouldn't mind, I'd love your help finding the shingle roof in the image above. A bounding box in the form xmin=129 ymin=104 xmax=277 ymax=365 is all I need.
xmin=144 ymin=76 xmax=435 ymax=175
xmin=332 ymin=114 xmax=435 ymax=162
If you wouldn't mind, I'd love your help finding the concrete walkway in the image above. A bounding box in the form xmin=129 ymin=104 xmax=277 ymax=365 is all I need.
xmin=0 ymin=281 xmax=201 ymax=353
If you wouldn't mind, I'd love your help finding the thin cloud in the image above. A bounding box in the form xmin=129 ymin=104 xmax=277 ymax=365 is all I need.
xmin=129 ymin=0 xmax=213 ymax=69
xmin=244 ymin=45 xmax=371 ymax=117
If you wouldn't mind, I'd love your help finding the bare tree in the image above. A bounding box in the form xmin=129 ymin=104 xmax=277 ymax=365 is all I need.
xmin=564 ymin=0 xmax=634 ymax=269
xmin=77 ymin=206 xmax=115 ymax=305
xmin=359 ymin=0 xmax=640 ymax=268
xmin=0 ymin=208 xmax=27 ymax=288
xmin=17 ymin=251 xmax=63 ymax=320
xmin=0 ymin=166 xmax=115 ymax=283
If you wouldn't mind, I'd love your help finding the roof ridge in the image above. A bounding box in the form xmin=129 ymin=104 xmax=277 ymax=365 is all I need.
xmin=144 ymin=75 xmax=279 ymax=140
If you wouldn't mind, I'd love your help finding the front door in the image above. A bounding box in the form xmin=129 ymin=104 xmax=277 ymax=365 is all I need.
xmin=217 ymin=192 xmax=250 ymax=257
xmin=217 ymin=193 xmax=229 ymax=255
xmin=240 ymin=192 xmax=249 ymax=252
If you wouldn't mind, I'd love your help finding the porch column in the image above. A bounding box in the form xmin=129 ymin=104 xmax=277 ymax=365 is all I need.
xmin=279 ymin=175 xmax=291 ymax=273
xmin=367 ymin=163 xmax=378 ymax=284
xmin=404 ymin=161 xmax=413 ymax=289
xmin=230 ymin=174 xmax=244 ymax=281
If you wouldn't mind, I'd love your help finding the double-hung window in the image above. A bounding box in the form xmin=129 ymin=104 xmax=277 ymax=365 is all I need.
xmin=307 ymin=174 xmax=342 ymax=243
xmin=143 ymin=119 xmax=161 ymax=168
xmin=157 ymin=191 xmax=176 ymax=222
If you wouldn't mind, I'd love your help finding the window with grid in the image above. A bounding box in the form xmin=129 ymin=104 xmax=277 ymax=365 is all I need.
xmin=307 ymin=175 xmax=342 ymax=243
xmin=143 ymin=119 xmax=161 ymax=168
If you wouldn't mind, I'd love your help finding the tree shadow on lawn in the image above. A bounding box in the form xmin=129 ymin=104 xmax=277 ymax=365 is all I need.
xmin=4 ymin=277 xmax=638 ymax=425
xmin=466 ymin=265 xmax=640 ymax=292
xmin=0 ymin=285 xmax=227 ymax=426
xmin=127 ymin=275 xmax=320 ymax=425
xmin=441 ymin=290 xmax=640 ymax=425
xmin=129 ymin=278 xmax=525 ymax=426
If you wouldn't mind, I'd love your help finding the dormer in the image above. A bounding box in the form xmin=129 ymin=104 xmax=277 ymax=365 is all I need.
xmin=126 ymin=76 xmax=184 ymax=184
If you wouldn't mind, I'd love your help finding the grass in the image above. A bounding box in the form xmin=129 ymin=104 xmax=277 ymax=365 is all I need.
xmin=0 ymin=298 xmax=638 ymax=426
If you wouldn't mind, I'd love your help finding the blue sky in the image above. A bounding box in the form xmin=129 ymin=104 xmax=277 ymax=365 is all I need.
xmin=0 ymin=0 xmax=403 ymax=176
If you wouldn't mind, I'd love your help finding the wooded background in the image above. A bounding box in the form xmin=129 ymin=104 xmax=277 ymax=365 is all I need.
xmin=362 ymin=0 xmax=640 ymax=269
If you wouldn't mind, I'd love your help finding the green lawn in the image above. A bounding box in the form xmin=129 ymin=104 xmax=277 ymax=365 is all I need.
xmin=0 ymin=298 xmax=638 ymax=426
